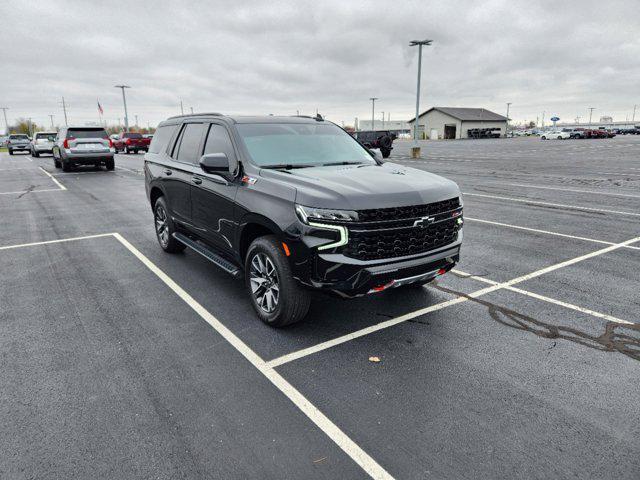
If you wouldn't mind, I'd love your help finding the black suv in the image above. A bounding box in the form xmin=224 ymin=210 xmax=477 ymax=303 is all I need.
xmin=352 ymin=130 xmax=395 ymax=158
xmin=145 ymin=114 xmax=463 ymax=326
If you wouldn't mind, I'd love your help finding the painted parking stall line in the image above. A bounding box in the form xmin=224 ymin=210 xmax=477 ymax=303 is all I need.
xmin=38 ymin=166 xmax=67 ymax=190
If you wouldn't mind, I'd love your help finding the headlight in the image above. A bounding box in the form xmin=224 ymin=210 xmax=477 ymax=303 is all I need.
xmin=295 ymin=204 xmax=358 ymax=223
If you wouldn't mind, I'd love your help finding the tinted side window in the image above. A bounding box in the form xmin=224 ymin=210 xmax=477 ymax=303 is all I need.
xmin=203 ymin=124 xmax=237 ymax=166
xmin=149 ymin=125 xmax=177 ymax=154
xmin=176 ymin=123 xmax=206 ymax=164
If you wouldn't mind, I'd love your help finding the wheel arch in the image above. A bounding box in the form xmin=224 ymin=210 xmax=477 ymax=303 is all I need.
xmin=238 ymin=214 xmax=284 ymax=262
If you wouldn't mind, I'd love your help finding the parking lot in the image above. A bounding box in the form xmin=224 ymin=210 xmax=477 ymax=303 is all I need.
xmin=1 ymin=136 xmax=639 ymax=479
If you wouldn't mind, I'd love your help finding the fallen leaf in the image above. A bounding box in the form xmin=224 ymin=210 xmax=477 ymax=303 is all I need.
xmin=368 ymin=356 xmax=381 ymax=363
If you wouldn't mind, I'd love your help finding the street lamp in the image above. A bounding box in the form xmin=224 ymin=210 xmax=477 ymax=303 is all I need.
xmin=369 ymin=97 xmax=378 ymax=132
xmin=505 ymin=103 xmax=511 ymax=137
xmin=409 ymin=39 xmax=432 ymax=158
xmin=115 ymin=85 xmax=131 ymax=132
xmin=588 ymin=107 xmax=595 ymax=127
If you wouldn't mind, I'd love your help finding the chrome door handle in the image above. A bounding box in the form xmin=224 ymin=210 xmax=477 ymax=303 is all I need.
xmin=192 ymin=176 xmax=202 ymax=185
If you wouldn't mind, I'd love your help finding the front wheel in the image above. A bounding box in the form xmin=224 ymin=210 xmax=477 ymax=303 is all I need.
xmin=245 ymin=236 xmax=310 ymax=327
xmin=105 ymin=158 xmax=115 ymax=170
xmin=8 ymin=149 xmax=13 ymax=155
xmin=381 ymin=148 xmax=391 ymax=158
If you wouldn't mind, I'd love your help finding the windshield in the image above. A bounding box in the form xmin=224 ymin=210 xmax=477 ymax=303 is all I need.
xmin=67 ymin=128 xmax=108 ymax=139
xmin=236 ymin=123 xmax=376 ymax=168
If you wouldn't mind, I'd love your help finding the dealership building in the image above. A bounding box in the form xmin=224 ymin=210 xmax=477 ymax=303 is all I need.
xmin=408 ymin=107 xmax=508 ymax=139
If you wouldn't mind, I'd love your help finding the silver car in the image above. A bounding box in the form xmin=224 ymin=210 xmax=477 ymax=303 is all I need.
xmin=7 ymin=134 xmax=31 ymax=155
xmin=30 ymin=131 xmax=57 ymax=157
xmin=52 ymin=126 xmax=115 ymax=171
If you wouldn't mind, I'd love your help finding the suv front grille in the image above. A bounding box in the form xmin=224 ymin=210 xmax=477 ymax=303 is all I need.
xmin=342 ymin=198 xmax=462 ymax=261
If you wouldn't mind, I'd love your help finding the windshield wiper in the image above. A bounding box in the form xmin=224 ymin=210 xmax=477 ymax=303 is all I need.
xmin=261 ymin=164 xmax=315 ymax=170
xmin=319 ymin=161 xmax=366 ymax=167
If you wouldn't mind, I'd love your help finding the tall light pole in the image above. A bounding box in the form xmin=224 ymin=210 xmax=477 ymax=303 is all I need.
xmin=633 ymin=105 xmax=637 ymax=123
xmin=505 ymin=103 xmax=511 ymax=137
xmin=48 ymin=114 xmax=55 ymax=128
xmin=60 ymin=97 xmax=68 ymax=126
xmin=409 ymin=39 xmax=432 ymax=157
xmin=114 ymin=85 xmax=131 ymax=132
xmin=381 ymin=111 xmax=385 ymax=129
xmin=0 ymin=107 xmax=9 ymax=134
xmin=369 ymin=97 xmax=378 ymax=131
xmin=588 ymin=107 xmax=595 ymax=127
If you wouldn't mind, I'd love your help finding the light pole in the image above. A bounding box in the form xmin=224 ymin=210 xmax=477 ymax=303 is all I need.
xmin=505 ymin=103 xmax=511 ymax=137
xmin=0 ymin=107 xmax=9 ymax=134
xmin=49 ymin=114 xmax=55 ymax=128
xmin=633 ymin=105 xmax=637 ymax=123
xmin=115 ymin=85 xmax=131 ymax=132
xmin=588 ymin=107 xmax=595 ymax=126
xmin=369 ymin=97 xmax=378 ymax=131
xmin=409 ymin=39 xmax=432 ymax=157
xmin=381 ymin=111 xmax=385 ymax=129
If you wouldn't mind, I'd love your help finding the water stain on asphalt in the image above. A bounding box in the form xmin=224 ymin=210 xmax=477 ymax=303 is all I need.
xmin=431 ymin=283 xmax=640 ymax=361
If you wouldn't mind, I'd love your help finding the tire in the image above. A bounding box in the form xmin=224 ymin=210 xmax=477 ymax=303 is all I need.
xmin=557 ymin=136 xmax=562 ymax=140
xmin=541 ymin=136 xmax=546 ymax=140
xmin=62 ymin=159 xmax=72 ymax=172
xmin=245 ymin=235 xmax=310 ymax=327
xmin=381 ymin=148 xmax=391 ymax=158
xmin=54 ymin=158 xmax=61 ymax=168
xmin=378 ymin=135 xmax=392 ymax=149
xmin=153 ymin=196 xmax=186 ymax=253
xmin=105 ymin=158 xmax=115 ymax=171
xmin=8 ymin=149 xmax=13 ymax=155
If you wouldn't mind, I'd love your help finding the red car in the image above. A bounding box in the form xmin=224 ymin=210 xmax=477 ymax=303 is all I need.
xmin=112 ymin=132 xmax=150 ymax=154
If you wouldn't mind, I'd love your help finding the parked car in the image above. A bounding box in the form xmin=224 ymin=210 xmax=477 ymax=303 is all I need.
xmin=7 ymin=134 xmax=31 ymax=155
xmin=145 ymin=114 xmax=463 ymax=326
xmin=0 ymin=135 xmax=8 ymax=147
xmin=52 ymin=126 xmax=114 ymax=171
xmin=351 ymin=130 xmax=395 ymax=158
xmin=569 ymin=128 xmax=587 ymax=139
xmin=30 ymin=131 xmax=57 ymax=157
xmin=540 ymin=130 xmax=570 ymax=140
xmin=113 ymin=132 xmax=150 ymax=153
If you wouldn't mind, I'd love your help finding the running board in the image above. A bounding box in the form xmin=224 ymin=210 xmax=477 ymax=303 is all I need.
xmin=172 ymin=232 xmax=241 ymax=278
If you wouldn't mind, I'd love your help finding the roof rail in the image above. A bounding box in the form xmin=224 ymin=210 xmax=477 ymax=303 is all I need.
xmin=291 ymin=114 xmax=324 ymax=121
xmin=167 ymin=112 xmax=224 ymax=120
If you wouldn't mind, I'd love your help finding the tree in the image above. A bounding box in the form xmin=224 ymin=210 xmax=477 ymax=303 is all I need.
xmin=6 ymin=118 xmax=41 ymax=136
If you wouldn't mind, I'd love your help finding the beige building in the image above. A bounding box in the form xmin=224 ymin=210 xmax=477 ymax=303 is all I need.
xmin=408 ymin=107 xmax=508 ymax=139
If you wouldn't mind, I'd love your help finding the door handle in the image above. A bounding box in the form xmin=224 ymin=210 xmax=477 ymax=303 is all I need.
xmin=163 ymin=169 xmax=172 ymax=175
xmin=191 ymin=176 xmax=202 ymax=185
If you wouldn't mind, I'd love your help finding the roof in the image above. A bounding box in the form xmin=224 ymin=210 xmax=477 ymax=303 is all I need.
xmin=161 ymin=114 xmax=327 ymax=126
xmin=408 ymin=107 xmax=507 ymax=123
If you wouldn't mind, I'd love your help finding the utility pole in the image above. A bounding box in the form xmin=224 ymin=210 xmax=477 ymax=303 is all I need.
xmin=505 ymin=103 xmax=511 ymax=137
xmin=114 ymin=85 xmax=131 ymax=132
xmin=0 ymin=107 xmax=9 ymax=134
xmin=134 ymin=115 xmax=138 ymax=128
xmin=369 ymin=97 xmax=378 ymax=131
xmin=409 ymin=39 xmax=432 ymax=158
xmin=180 ymin=100 xmax=184 ymax=115
xmin=588 ymin=107 xmax=595 ymax=126
xmin=541 ymin=111 xmax=545 ymax=128
xmin=575 ymin=116 xmax=581 ymax=124
xmin=190 ymin=107 xmax=194 ymax=114
xmin=381 ymin=111 xmax=385 ymax=129
xmin=48 ymin=114 xmax=55 ymax=128
xmin=60 ymin=96 xmax=68 ymax=126
xmin=27 ymin=117 xmax=33 ymax=137
xmin=633 ymin=105 xmax=637 ymax=123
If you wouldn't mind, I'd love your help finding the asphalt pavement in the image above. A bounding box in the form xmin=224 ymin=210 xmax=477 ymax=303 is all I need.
xmin=0 ymin=136 xmax=638 ymax=479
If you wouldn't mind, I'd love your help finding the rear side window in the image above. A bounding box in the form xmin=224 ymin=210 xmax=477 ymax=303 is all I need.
xmin=149 ymin=125 xmax=177 ymax=154
xmin=204 ymin=124 xmax=237 ymax=166
xmin=175 ymin=123 xmax=206 ymax=164
xmin=67 ymin=128 xmax=108 ymax=139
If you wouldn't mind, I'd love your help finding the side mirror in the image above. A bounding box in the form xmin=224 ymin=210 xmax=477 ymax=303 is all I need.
xmin=372 ymin=149 xmax=383 ymax=162
xmin=200 ymin=152 xmax=230 ymax=174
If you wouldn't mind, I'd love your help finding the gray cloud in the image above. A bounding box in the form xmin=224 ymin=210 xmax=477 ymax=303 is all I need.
xmin=1 ymin=0 xmax=639 ymax=129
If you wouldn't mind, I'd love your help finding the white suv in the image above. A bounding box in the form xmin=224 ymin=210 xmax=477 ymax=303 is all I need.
xmin=30 ymin=131 xmax=57 ymax=157
xmin=541 ymin=130 xmax=570 ymax=140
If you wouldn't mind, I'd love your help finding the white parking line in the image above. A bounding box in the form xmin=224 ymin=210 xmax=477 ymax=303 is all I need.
xmin=452 ymin=269 xmax=634 ymax=325
xmin=0 ymin=188 xmax=64 ymax=196
xmin=463 ymin=192 xmax=640 ymax=217
xmin=503 ymin=183 xmax=640 ymax=199
xmin=112 ymin=233 xmax=393 ymax=480
xmin=266 ymin=236 xmax=640 ymax=367
xmin=38 ymin=166 xmax=67 ymax=190
xmin=465 ymin=217 xmax=640 ymax=251
xmin=0 ymin=232 xmax=114 ymax=251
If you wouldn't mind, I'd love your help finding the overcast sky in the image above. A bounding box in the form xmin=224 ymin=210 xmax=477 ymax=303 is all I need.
xmin=1 ymin=0 xmax=639 ymax=130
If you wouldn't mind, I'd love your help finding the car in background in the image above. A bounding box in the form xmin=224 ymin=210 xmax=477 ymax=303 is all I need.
xmin=0 ymin=135 xmax=8 ymax=147
xmin=351 ymin=130 xmax=395 ymax=158
xmin=113 ymin=132 xmax=150 ymax=154
xmin=52 ymin=126 xmax=114 ymax=171
xmin=569 ymin=128 xmax=587 ymax=139
xmin=540 ymin=130 xmax=570 ymax=140
xmin=7 ymin=134 xmax=31 ymax=154
xmin=30 ymin=131 xmax=57 ymax=157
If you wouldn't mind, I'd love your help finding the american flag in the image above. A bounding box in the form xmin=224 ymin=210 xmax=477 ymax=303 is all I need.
xmin=97 ymin=100 xmax=104 ymax=115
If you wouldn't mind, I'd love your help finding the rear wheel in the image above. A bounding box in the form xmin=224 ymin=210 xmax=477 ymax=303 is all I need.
xmin=62 ymin=159 xmax=72 ymax=172
xmin=154 ymin=196 xmax=185 ymax=253
xmin=245 ymin=236 xmax=311 ymax=327
xmin=8 ymin=149 xmax=13 ymax=155
xmin=54 ymin=158 xmax=61 ymax=168
xmin=381 ymin=148 xmax=391 ymax=158
xmin=105 ymin=158 xmax=115 ymax=170
xmin=32 ymin=150 xmax=39 ymax=157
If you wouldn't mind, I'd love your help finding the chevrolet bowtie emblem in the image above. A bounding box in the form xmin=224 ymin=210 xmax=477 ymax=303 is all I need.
xmin=413 ymin=216 xmax=435 ymax=228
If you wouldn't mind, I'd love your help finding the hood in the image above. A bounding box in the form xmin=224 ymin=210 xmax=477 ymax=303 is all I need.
xmin=259 ymin=162 xmax=460 ymax=210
